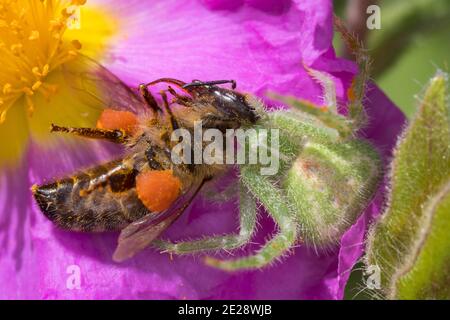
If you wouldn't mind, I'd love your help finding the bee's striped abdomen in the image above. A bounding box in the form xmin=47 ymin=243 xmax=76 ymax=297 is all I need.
xmin=32 ymin=160 xmax=150 ymax=232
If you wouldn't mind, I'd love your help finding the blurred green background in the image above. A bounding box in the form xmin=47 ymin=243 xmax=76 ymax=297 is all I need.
xmin=333 ymin=0 xmax=450 ymax=299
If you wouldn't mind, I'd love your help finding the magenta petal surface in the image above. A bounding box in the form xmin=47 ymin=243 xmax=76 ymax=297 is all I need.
xmin=102 ymin=0 xmax=353 ymax=104
xmin=0 ymin=0 xmax=406 ymax=299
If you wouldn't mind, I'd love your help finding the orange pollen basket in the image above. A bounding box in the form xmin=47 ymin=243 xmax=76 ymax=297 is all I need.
xmin=96 ymin=109 xmax=139 ymax=134
xmin=136 ymin=170 xmax=182 ymax=213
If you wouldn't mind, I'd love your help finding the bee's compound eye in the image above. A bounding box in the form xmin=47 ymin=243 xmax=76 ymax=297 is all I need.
xmin=136 ymin=170 xmax=182 ymax=212
xmin=96 ymin=109 xmax=139 ymax=134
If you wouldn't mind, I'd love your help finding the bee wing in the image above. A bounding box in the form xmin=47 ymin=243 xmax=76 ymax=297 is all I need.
xmin=62 ymin=54 xmax=147 ymax=114
xmin=112 ymin=179 xmax=206 ymax=262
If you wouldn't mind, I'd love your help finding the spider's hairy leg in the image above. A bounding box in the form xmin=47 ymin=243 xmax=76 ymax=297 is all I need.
xmin=304 ymin=64 xmax=338 ymax=113
xmin=152 ymin=182 xmax=257 ymax=253
xmin=268 ymin=91 xmax=352 ymax=139
xmin=334 ymin=15 xmax=371 ymax=130
xmin=267 ymin=17 xmax=371 ymax=138
xmin=204 ymin=166 xmax=298 ymax=271
xmin=267 ymin=64 xmax=339 ymax=119
xmin=267 ymin=64 xmax=355 ymax=138
xmin=202 ymin=180 xmax=238 ymax=202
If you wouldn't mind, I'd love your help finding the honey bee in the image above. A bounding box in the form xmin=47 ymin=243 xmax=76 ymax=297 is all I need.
xmin=32 ymin=55 xmax=261 ymax=262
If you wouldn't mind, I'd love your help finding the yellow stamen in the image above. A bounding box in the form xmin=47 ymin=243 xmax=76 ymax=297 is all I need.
xmin=0 ymin=109 xmax=7 ymax=124
xmin=71 ymin=0 xmax=87 ymax=5
xmin=29 ymin=30 xmax=40 ymax=40
xmin=39 ymin=82 xmax=59 ymax=100
xmin=42 ymin=64 xmax=50 ymax=76
xmin=26 ymin=95 xmax=35 ymax=117
xmin=23 ymin=87 xmax=34 ymax=96
xmin=10 ymin=43 xmax=23 ymax=55
xmin=32 ymin=81 xmax=42 ymax=91
xmin=3 ymin=84 xmax=12 ymax=95
xmin=20 ymin=76 xmax=30 ymax=83
xmin=0 ymin=0 xmax=86 ymax=123
xmin=32 ymin=67 xmax=42 ymax=77
xmin=71 ymin=39 xmax=82 ymax=50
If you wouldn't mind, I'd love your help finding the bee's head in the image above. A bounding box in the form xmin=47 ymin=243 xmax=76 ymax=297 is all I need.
xmin=183 ymin=80 xmax=260 ymax=124
xmin=142 ymin=78 xmax=260 ymax=124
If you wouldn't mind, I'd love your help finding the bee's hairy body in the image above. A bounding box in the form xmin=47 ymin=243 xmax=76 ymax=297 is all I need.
xmin=34 ymin=159 xmax=146 ymax=231
xmin=33 ymin=77 xmax=262 ymax=232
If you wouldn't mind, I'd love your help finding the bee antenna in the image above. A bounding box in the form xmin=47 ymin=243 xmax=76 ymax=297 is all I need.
xmin=143 ymin=78 xmax=187 ymax=89
xmin=183 ymin=80 xmax=237 ymax=90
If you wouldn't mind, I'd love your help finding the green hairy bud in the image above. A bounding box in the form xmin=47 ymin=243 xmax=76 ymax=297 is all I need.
xmin=394 ymin=181 xmax=450 ymax=299
xmin=366 ymin=71 xmax=450 ymax=299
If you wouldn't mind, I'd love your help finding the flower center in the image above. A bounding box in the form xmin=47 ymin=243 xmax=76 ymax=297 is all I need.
xmin=0 ymin=0 xmax=85 ymax=123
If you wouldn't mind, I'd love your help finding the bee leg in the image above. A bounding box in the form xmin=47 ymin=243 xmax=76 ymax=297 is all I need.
xmin=50 ymin=124 xmax=129 ymax=144
xmin=138 ymin=84 xmax=161 ymax=113
xmin=166 ymin=86 xmax=194 ymax=107
xmin=152 ymin=182 xmax=257 ymax=254
xmin=160 ymin=90 xmax=180 ymax=131
xmin=144 ymin=78 xmax=187 ymax=89
xmin=202 ymin=180 xmax=238 ymax=202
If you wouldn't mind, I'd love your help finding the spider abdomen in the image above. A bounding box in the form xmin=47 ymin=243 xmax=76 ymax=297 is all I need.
xmin=283 ymin=139 xmax=382 ymax=248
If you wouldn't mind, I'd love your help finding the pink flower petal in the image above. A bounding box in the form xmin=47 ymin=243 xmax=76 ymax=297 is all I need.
xmin=0 ymin=0 xmax=406 ymax=300
xmin=101 ymin=0 xmax=349 ymax=103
